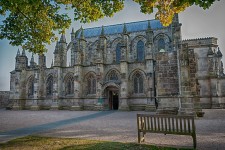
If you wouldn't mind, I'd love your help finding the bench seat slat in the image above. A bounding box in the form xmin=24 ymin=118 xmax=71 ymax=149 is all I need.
xmin=168 ymin=117 xmax=171 ymax=132
xmin=176 ymin=117 xmax=179 ymax=133
xmin=188 ymin=118 xmax=191 ymax=133
xmin=172 ymin=117 xmax=175 ymax=132
xmin=184 ymin=118 xmax=187 ymax=133
xmin=150 ymin=117 xmax=152 ymax=130
xmin=180 ymin=118 xmax=182 ymax=132
xmin=161 ymin=117 xmax=164 ymax=132
xmin=154 ymin=117 xmax=157 ymax=131
xmin=165 ymin=117 xmax=167 ymax=131
xmin=139 ymin=129 xmax=193 ymax=135
xmin=157 ymin=117 xmax=160 ymax=131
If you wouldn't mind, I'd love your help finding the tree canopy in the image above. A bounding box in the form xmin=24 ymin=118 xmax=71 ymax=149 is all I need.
xmin=0 ymin=0 xmax=218 ymax=54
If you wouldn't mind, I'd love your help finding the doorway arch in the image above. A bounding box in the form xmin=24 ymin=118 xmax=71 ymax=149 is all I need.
xmin=102 ymin=82 xmax=120 ymax=110
xmin=107 ymin=86 xmax=119 ymax=110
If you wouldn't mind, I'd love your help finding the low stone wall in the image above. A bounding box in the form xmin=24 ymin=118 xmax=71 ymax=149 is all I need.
xmin=0 ymin=91 xmax=10 ymax=108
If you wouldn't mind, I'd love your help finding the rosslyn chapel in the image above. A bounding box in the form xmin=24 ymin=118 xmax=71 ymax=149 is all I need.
xmin=10 ymin=15 xmax=225 ymax=114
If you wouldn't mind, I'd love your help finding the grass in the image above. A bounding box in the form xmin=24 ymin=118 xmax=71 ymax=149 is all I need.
xmin=0 ymin=136 xmax=193 ymax=150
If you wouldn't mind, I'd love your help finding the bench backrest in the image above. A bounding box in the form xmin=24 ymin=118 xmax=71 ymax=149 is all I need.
xmin=137 ymin=114 xmax=195 ymax=135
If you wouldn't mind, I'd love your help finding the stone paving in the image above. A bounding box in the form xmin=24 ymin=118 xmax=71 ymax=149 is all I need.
xmin=0 ymin=109 xmax=225 ymax=150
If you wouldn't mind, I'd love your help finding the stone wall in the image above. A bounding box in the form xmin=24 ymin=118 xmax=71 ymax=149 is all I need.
xmin=156 ymin=51 xmax=179 ymax=96
xmin=0 ymin=91 xmax=10 ymax=108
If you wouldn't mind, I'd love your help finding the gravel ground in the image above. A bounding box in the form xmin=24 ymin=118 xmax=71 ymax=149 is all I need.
xmin=0 ymin=109 xmax=225 ymax=150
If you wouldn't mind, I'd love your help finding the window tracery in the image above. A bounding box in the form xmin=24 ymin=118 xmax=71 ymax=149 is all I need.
xmin=133 ymin=72 xmax=144 ymax=93
xmin=108 ymin=70 xmax=118 ymax=81
xmin=158 ymin=38 xmax=165 ymax=52
xmin=28 ymin=77 xmax=34 ymax=98
xmin=65 ymin=76 xmax=74 ymax=95
xmin=87 ymin=74 xmax=96 ymax=94
xmin=46 ymin=75 xmax=53 ymax=96
xmin=137 ymin=40 xmax=145 ymax=62
xmin=116 ymin=43 xmax=121 ymax=63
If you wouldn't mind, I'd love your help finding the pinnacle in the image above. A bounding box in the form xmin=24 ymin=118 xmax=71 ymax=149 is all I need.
xmin=101 ymin=25 xmax=105 ymax=36
xmin=71 ymin=27 xmax=75 ymax=34
xmin=148 ymin=20 xmax=151 ymax=29
xmin=80 ymin=26 xmax=85 ymax=39
xmin=30 ymin=53 xmax=34 ymax=62
xmin=17 ymin=49 xmax=20 ymax=56
xmin=60 ymin=32 xmax=66 ymax=43
xmin=217 ymin=47 xmax=223 ymax=57
xmin=207 ymin=47 xmax=214 ymax=56
xmin=123 ymin=23 xmax=127 ymax=34
xmin=22 ymin=49 xmax=26 ymax=56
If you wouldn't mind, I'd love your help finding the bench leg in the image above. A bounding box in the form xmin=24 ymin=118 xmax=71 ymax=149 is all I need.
xmin=138 ymin=131 xmax=141 ymax=143
xmin=193 ymin=134 xmax=197 ymax=149
xmin=142 ymin=132 xmax=145 ymax=142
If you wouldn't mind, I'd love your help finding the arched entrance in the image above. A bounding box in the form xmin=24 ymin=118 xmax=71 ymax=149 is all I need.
xmin=102 ymin=82 xmax=120 ymax=110
xmin=109 ymin=90 xmax=119 ymax=110
xmin=106 ymin=86 xmax=119 ymax=110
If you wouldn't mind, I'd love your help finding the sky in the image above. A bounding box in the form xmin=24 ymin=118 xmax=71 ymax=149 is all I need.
xmin=0 ymin=0 xmax=225 ymax=91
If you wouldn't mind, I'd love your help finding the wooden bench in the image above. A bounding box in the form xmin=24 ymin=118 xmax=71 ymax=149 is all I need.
xmin=137 ymin=114 xmax=196 ymax=148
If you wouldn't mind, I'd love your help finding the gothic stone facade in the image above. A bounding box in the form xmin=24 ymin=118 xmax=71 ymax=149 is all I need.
xmin=9 ymin=15 xmax=225 ymax=113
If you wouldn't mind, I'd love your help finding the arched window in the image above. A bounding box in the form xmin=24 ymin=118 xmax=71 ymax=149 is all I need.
xmin=65 ymin=76 xmax=74 ymax=95
xmin=46 ymin=75 xmax=53 ymax=96
xmin=87 ymin=75 xmax=96 ymax=94
xmin=158 ymin=38 xmax=165 ymax=52
xmin=116 ymin=43 xmax=121 ymax=63
xmin=108 ymin=70 xmax=118 ymax=81
xmin=137 ymin=40 xmax=145 ymax=62
xmin=133 ymin=72 xmax=144 ymax=94
xmin=28 ymin=77 xmax=34 ymax=98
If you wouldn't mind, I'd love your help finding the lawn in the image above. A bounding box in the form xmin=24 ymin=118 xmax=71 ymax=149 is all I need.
xmin=0 ymin=136 xmax=192 ymax=150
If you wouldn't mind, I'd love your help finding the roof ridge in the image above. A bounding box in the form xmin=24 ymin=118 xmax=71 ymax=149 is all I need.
xmin=81 ymin=19 xmax=159 ymax=30
xmin=75 ymin=19 xmax=163 ymax=38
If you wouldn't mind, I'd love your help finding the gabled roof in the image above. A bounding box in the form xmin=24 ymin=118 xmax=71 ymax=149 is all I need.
xmin=76 ymin=19 xmax=163 ymax=38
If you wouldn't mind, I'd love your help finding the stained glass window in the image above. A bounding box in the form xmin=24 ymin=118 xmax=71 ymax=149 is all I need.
xmin=108 ymin=70 xmax=118 ymax=81
xmin=116 ymin=43 xmax=121 ymax=63
xmin=65 ymin=76 xmax=74 ymax=95
xmin=158 ymin=38 xmax=165 ymax=52
xmin=46 ymin=75 xmax=53 ymax=96
xmin=28 ymin=77 xmax=34 ymax=98
xmin=87 ymin=75 xmax=96 ymax=94
xmin=137 ymin=40 xmax=144 ymax=62
xmin=133 ymin=72 xmax=144 ymax=93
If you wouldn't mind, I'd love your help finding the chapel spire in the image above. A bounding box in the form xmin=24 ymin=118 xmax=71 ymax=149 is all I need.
xmin=101 ymin=25 xmax=105 ymax=36
xmin=123 ymin=23 xmax=128 ymax=34
xmin=217 ymin=47 xmax=223 ymax=57
xmin=60 ymin=32 xmax=66 ymax=43
xmin=71 ymin=27 xmax=76 ymax=41
xmin=17 ymin=49 xmax=20 ymax=56
xmin=31 ymin=53 xmax=34 ymax=62
xmin=80 ymin=26 xmax=85 ymax=39
xmin=22 ymin=49 xmax=26 ymax=56
xmin=148 ymin=20 xmax=152 ymax=30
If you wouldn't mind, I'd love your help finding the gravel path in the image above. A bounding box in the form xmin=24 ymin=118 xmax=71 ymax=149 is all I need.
xmin=0 ymin=109 xmax=225 ymax=150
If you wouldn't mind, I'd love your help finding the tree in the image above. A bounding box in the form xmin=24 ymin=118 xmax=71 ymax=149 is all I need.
xmin=0 ymin=0 xmax=218 ymax=54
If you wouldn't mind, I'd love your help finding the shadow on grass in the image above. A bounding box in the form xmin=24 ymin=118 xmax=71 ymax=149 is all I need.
xmin=0 ymin=136 xmax=193 ymax=150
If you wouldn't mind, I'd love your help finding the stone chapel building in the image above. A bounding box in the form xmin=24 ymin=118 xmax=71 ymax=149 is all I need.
xmin=9 ymin=15 xmax=225 ymax=114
